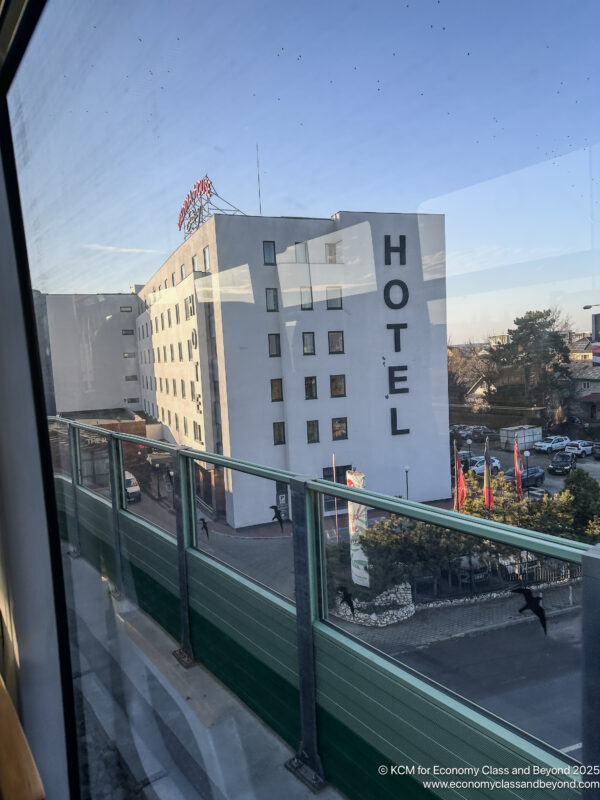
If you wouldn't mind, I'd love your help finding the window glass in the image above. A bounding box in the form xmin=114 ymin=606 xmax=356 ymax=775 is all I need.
xmin=273 ymin=421 xmax=285 ymax=445
xmin=330 ymin=374 xmax=346 ymax=397
xmin=305 ymin=376 xmax=317 ymax=400
xmin=268 ymin=333 xmax=281 ymax=357
xmin=326 ymin=287 xmax=342 ymax=310
xmin=325 ymin=243 xmax=337 ymax=264
xmin=307 ymin=420 xmax=319 ymax=443
xmin=300 ymin=286 xmax=313 ymax=310
xmin=263 ymin=240 xmax=276 ymax=265
xmin=270 ymin=378 xmax=283 ymax=401
xmin=328 ymin=331 xmax=344 ymax=354
xmin=295 ymin=241 xmax=308 ymax=263
xmin=332 ymin=417 xmax=348 ymax=440
xmin=266 ymin=288 xmax=279 ymax=312
xmin=302 ymin=332 xmax=315 ymax=355
xmin=203 ymin=246 xmax=210 ymax=270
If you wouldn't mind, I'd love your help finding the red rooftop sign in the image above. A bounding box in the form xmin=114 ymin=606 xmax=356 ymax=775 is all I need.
xmin=178 ymin=177 xmax=213 ymax=230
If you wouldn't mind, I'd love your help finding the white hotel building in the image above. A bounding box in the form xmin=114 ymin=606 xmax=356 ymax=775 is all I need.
xmin=135 ymin=211 xmax=450 ymax=528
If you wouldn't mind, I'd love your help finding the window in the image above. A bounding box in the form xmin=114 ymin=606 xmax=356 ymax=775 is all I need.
xmin=270 ymin=378 xmax=283 ymax=401
xmin=154 ymin=317 xmax=158 ymax=333
xmin=159 ymin=377 xmax=163 ymax=392
xmin=195 ymin=363 xmax=199 ymax=381
xmin=122 ymin=329 xmax=134 ymax=335
xmin=263 ymin=240 xmax=276 ymax=265
xmin=328 ymin=331 xmax=344 ymax=354
xmin=203 ymin=246 xmax=210 ymax=271
xmin=171 ymin=272 xmax=176 ymax=286
xmin=307 ymin=420 xmax=319 ymax=444
xmin=305 ymin=376 xmax=317 ymax=400
xmin=167 ymin=308 xmax=172 ymax=327
xmin=190 ymin=381 xmax=195 ymax=400
xmin=161 ymin=407 xmax=165 ymax=421
xmin=582 ymin=381 xmax=590 ymax=389
xmin=266 ymin=288 xmax=279 ymax=312
xmin=163 ymin=345 xmax=167 ymax=361
xmin=178 ymin=342 xmax=183 ymax=361
xmin=175 ymin=413 xmax=179 ymax=431
xmin=193 ymin=421 xmax=202 ymax=442
xmin=157 ymin=347 xmax=160 ymax=362
xmin=161 ymin=313 xmax=164 ymax=330
xmin=181 ymin=379 xmax=186 ymax=398
xmin=126 ymin=397 xmax=139 ymax=404
xmin=172 ymin=378 xmax=176 ymax=396
xmin=326 ymin=287 xmax=342 ymax=310
xmin=175 ymin=304 xmax=180 ymax=324
xmin=188 ymin=340 xmax=193 ymax=360
xmin=168 ymin=410 xmax=171 ymax=425
xmin=295 ymin=241 xmax=308 ymax=263
xmin=300 ymin=286 xmax=313 ymax=310
xmin=330 ymin=374 xmax=346 ymax=397
xmin=192 ymin=255 xmax=198 ymax=271
xmin=145 ymin=322 xmax=149 ymax=337
xmin=302 ymin=332 xmax=315 ymax=355
xmin=170 ymin=343 xmax=174 ymax=361
xmin=164 ymin=279 xmax=168 ymax=289
xmin=125 ymin=375 xmax=138 ymax=382
xmin=268 ymin=333 xmax=281 ymax=357
xmin=151 ymin=403 xmax=155 ymax=417
xmin=273 ymin=421 xmax=285 ymax=445
xmin=191 ymin=329 xmax=197 ymax=348
xmin=123 ymin=352 xmax=136 ymax=358
xmin=325 ymin=242 xmax=338 ymax=263
xmin=180 ymin=264 xmax=185 ymax=280
xmin=183 ymin=417 xmax=188 ymax=435
xmin=332 ymin=417 xmax=348 ymax=440
xmin=120 ymin=305 xmax=132 ymax=312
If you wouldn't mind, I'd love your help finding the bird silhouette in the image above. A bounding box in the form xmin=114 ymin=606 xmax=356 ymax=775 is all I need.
xmin=199 ymin=518 xmax=209 ymax=540
xmin=270 ymin=505 xmax=284 ymax=532
xmin=512 ymin=587 xmax=547 ymax=634
xmin=338 ymin=586 xmax=355 ymax=618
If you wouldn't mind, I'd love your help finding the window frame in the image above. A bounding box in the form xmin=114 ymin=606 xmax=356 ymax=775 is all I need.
xmin=307 ymin=420 xmax=320 ymax=444
xmin=330 ymin=374 xmax=346 ymax=397
xmin=304 ymin=376 xmax=318 ymax=400
xmin=326 ymin=286 xmax=343 ymax=310
xmin=328 ymin=330 xmax=344 ymax=354
xmin=263 ymin=240 xmax=276 ymax=265
xmin=266 ymin=287 xmax=279 ymax=312
xmin=300 ymin=286 xmax=313 ymax=310
xmin=332 ymin=416 xmax=348 ymax=440
xmin=273 ymin=421 xmax=286 ymax=445
xmin=302 ymin=331 xmax=315 ymax=355
xmin=270 ymin=378 xmax=283 ymax=402
xmin=268 ymin=333 xmax=281 ymax=357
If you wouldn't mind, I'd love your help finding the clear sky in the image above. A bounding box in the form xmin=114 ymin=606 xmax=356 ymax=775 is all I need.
xmin=8 ymin=0 xmax=600 ymax=342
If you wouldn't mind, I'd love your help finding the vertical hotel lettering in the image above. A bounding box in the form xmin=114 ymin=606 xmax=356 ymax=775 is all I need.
xmin=383 ymin=235 xmax=409 ymax=435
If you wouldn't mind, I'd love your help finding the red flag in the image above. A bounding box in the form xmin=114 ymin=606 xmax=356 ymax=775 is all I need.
xmin=454 ymin=442 xmax=467 ymax=511
xmin=514 ymin=436 xmax=524 ymax=501
xmin=483 ymin=437 xmax=494 ymax=509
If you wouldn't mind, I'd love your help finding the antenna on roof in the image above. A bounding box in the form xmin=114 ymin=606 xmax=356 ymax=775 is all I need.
xmin=256 ymin=143 xmax=263 ymax=215
xmin=177 ymin=175 xmax=245 ymax=238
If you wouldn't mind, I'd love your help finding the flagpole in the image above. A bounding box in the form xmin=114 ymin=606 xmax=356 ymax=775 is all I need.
xmin=332 ymin=452 xmax=339 ymax=543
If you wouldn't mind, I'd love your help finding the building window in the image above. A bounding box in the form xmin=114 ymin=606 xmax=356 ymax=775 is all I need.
xmin=170 ymin=343 xmax=174 ymax=361
xmin=307 ymin=420 xmax=319 ymax=444
xmin=171 ymin=272 xmax=176 ymax=286
xmin=168 ymin=410 xmax=171 ymax=425
xmin=163 ymin=345 xmax=167 ymax=361
xmin=300 ymin=286 xmax=313 ymax=310
xmin=178 ymin=342 xmax=183 ymax=361
xmin=305 ymin=376 xmax=317 ymax=400
xmin=175 ymin=304 xmax=180 ymax=324
xmin=330 ymin=374 xmax=346 ymax=397
xmin=582 ymin=381 xmax=590 ymax=389
xmin=192 ymin=329 xmax=197 ymax=348
xmin=203 ymin=246 xmax=210 ymax=271
xmin=295 ymin=241 xmax=308 ymax=263
xmin=125 ymin=375 xmax=138 ymax=382
xmin=273 ymin=421 xmax=285 ymax=445
xmin=154 ymin=317 xmax=158 ymax=333
xmin=122 ymin=329 xmax=134 ymax=335
xmin=161 ymin=313 xmax=164 ymax=330
xmin=126 ymin=397 xmax=139 ymax=404
xmin=268 ymin=333 xmax=281 ymax=357
xmin=328 ymin=331 xmax=344 ymax=354
xmin=270 ymin=378 xmax=283 ymax=401
xmin=180 ymin=264 xmax=185 ymax=280
xmin=263 ymin=240 xmax=276 ymax=265
xmin=181 ymin=379 xmax=186 ymax=398
xmin=192 ymin=255 xmax=198 ymax=271
xmin=175 ymin=413 xmax=179 ymax=431
xmin=195 ymin=363 xmax=199 ymax=381
xmin=167 ymin=308 xmax=172 ymax=327
xmin=325 ymin=242 xmax=338 ymax=264
xmin=161 ymin=407 xmax=165 ymax=421
xmin=326 ymin=286 xmax=342 ymax=310
xmin=123 ymin=352 xmax=136 ymax=358
xmin=172 ymin=378 xmax=177 ymax=396
xmin=190 ymin=381 xmax=195 ymax=400
xmin=120 ymin=305 xmax=132 ymax=312
xmin=159 ymin=377 xmax=163 ymax=392
xmin=145 ymin=322 xmax=149 ymax=337
xmin=156 ymin=347 xmax=160 ymax=362
xmin=151 ymin=403 xmax=155 ymax=417
xmin=332 ymin=417 xmax=348 ymax=440
xmin=183 ymin=417 xmax=188 ymax=435
xmin=266 ymin=288 xmax=279 ymax=312
xmin=302 ymin=332 xmax=315 ymax=355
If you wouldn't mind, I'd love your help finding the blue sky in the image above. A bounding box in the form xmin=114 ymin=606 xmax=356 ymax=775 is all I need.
xmin=8 ymin=0 xmax=600 ymax=341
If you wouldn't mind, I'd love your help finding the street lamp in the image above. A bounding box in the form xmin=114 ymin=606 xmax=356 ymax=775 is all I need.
xmin=523 ymin=450 xmax=530 ymax=499
xmin=466 ymin=438 xmax=472 ymax=467
xmin=583 ymin=304 xmax=600 ymax=310
xmin=403 ymin=466 xmax=409 ymax=500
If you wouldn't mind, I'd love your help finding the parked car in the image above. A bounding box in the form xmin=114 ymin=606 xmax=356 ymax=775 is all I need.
xmin=471 ymin=426 xmax=500 ymax=443
xmin=547 ymin=451 xmax=577 ymax=475
xmin=469 ymin=456 xmax=501 ymax=476
xmin=497 ymin=551 xmax=540 ymax=581
xmin=565 ymin=440 xmax=594 ymax=457
xmin=451 ymin=450 xmax=478 ymax=472
xmin=533 ymin=435 xmax=570 ymax=453
xmin=457 ymin=555 xmax=490 ymax=585
xmin=124 ymin=471 xmax=141 ymax=503
xmin=504 ymin=466 xmax=545 ymax=488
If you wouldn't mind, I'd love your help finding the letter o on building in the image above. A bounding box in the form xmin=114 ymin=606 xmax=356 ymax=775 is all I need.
xmin=383 ymin=280 xmax=409 ymax=310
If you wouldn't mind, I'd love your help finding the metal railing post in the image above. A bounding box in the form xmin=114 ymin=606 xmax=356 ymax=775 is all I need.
xmin=107 ymin=434 xmax=124 ymax=597
xmin=582 ymin=543 xmax=600 ymax=799
xmin=172 ymin=449 xmax=194 ymax=667
xmin=286 ymin=477 xmax=325 ymax=792
xmin=67 ymin=423 xmax=81 ymax=557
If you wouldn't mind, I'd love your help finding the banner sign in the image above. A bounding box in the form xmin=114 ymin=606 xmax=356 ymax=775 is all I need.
xmin=347 ymin=470 xmax=370 ymax=587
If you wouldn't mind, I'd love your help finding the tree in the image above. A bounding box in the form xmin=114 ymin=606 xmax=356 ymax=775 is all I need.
xmin=483 ymin=309 xmax=570 ymax=410
xmin=564 ymin=469 xmax=600 ymax=532
xmin=447 ymin=344 xmax=485 ymax=404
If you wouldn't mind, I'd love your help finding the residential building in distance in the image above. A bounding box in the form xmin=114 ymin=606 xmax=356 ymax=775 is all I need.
xmin=34 ymin=291 xmax=144 ymax=415
xmin=135 ymin=211 xmax=450 ymax=527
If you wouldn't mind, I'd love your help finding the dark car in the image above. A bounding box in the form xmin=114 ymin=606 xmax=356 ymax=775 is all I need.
xmin=471 ymin=426 xmax=500 ymax=443
xmin=547 ymin=451 xmax=577 ymax=475
xmin=504 ymin=466 xmax=545 ymax=488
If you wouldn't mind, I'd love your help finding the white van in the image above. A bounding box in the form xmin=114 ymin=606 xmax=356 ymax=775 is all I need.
xmin=124 ymin=471 xmax=141 ymax=503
